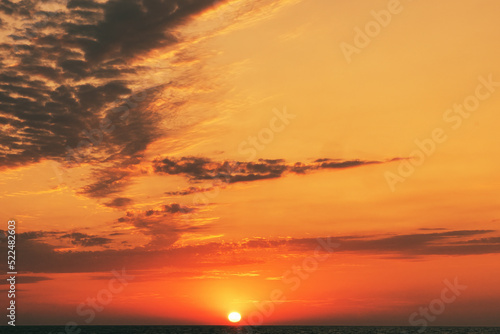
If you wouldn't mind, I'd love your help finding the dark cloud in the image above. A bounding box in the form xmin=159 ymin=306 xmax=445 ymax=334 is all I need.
xmin=78 ymin=168 xmax=132 ymax=198
xmin=18 ymin=231 xmax=53 ymax=240
xmin=0 ymin=230 xmax=64 ymax=240
xmin=115 ymin=203 xmax=200 ymax=249
xmin=83 ymin=0 xmax=226 ymax=63
xmin=0 ymin=0 xmax=227 ymax=172
xmin=164 ymin=203 xmax=195 ymax=214
xmin=103 ymin=197 xmax=133 ymax=208
xmin=67 ymin=0 xmax=104 ymax=10
xmin=287 ymin=230 xmax=499 ymax=257
xmin=165 ymin=186 xmax=216 ymax=196
xmin=318 ymin=160 xmax=376 ymax=169
xmin=61 ymin=232 xmax=112 ymax=247
xmin=143 ymin=203 xmax=195 ymax=217
xmin=153 ymin=157 xmax=384 ymax=184
xmin=450 ymin=236 xmax=500 ymax=245
xmin=224 ymin=230 xmax=500 ymax=257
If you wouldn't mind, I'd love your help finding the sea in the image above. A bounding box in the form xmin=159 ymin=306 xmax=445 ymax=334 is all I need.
xmin=0 ymin=326 xmax=498 ymax=334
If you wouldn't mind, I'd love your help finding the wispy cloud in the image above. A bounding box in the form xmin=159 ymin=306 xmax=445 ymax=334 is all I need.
xmin=114 ymin=203 xmax=204 ymax=249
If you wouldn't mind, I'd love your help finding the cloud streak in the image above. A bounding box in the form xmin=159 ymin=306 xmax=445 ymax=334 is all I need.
xmin=153 ymin=157 xmax=387 ymax=186
xmin=4 ymin=229 xmax=499 ymax=274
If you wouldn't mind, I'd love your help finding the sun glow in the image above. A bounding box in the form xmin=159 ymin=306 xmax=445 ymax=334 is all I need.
xmin=228 ymin=311 xmax=241 ymax=323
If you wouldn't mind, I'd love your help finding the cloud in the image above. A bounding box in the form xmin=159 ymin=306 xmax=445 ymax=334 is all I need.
xmin=216 ymin=230 xmax=500 ymax=258
xmin=0 ymin=275 xmax=53 ymax=285
xmin=60 ymin=232 xmax=112 ymax=247
xmin=78 ymin=167 xmax=133 ymax=198
xmin=103 ymin=197 xmax=133 ymax=208
xmin=288 ymin=230 xmax=500 ymax=257
xmin=165 ymin=186 xmax=216 ymax=196
xmin=115 ymin=203 xmax=201 ymax=249
xmin=5 ymin=229 xmax=499 ymax=274
xmin=153 ymin=157 xmax=385 ymax=184
xmin=0 ymin=0 xmax=229 ymax=172
xmin=67 ymin=0 xmax=104 ymax=10
xmin=79 ymin=0 xmax=225 ymax=63
xmin=12 ymin=230 xmax=63 ymax=240
xmin=8 ymin=238 xmax=253 ymax=273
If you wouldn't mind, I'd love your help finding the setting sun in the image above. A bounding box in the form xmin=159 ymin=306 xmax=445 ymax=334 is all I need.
xmin=228 ymin=312 xmax=242 ymax=323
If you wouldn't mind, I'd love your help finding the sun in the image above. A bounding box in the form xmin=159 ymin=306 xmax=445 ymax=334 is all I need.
xmin=228 ymin=311 xmax=241 ymax=323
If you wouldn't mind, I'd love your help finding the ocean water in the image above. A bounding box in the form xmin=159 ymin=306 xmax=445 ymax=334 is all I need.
xmin=0 ymin=326 xmax=498 ymax=334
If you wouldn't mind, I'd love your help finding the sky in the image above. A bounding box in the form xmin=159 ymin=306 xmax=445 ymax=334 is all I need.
xmin=0 ymin=0 xmax=500 ymax=327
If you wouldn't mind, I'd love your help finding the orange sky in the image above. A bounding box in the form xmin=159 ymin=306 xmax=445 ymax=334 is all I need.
xmin=1 ymin=0 xmax=500 ymax=327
